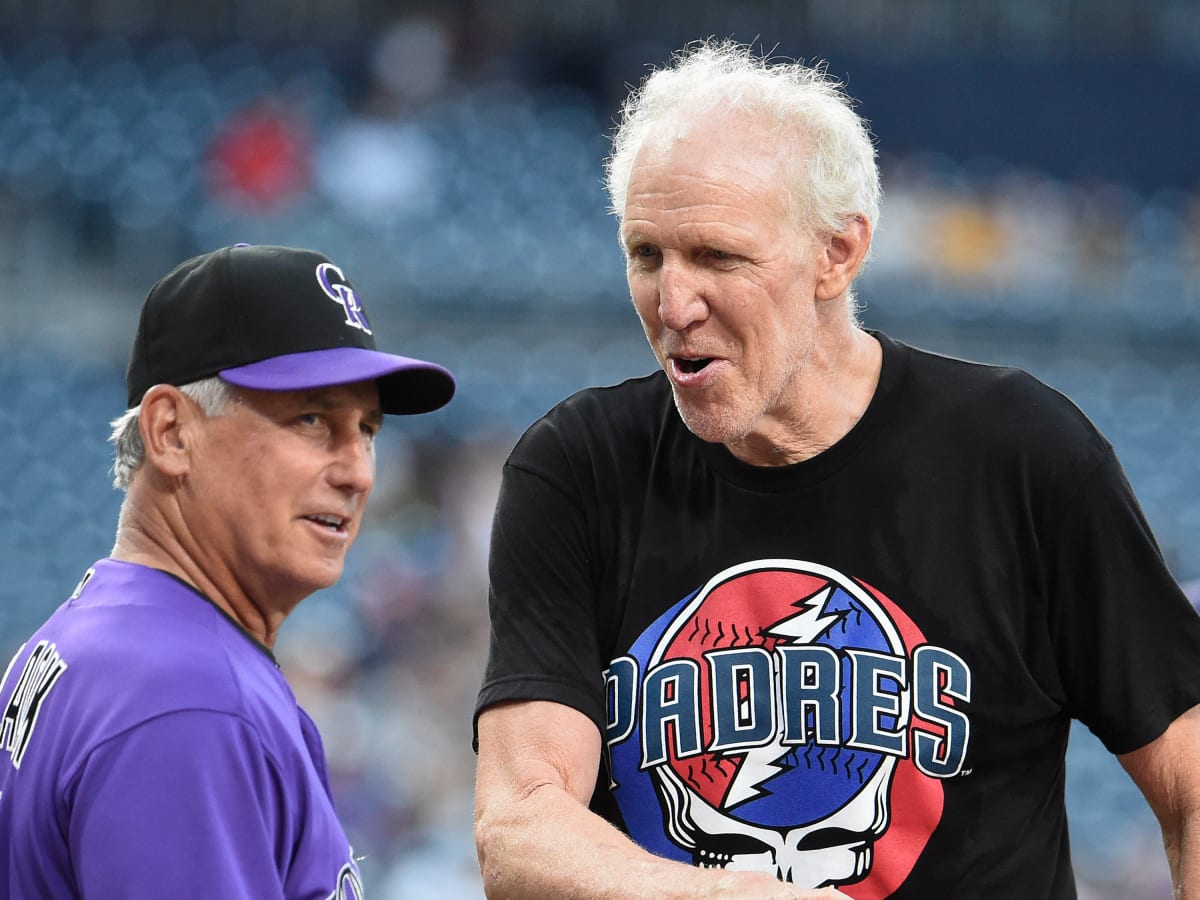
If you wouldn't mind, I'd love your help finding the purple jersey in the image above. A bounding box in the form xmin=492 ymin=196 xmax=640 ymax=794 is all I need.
xmin=0 ymin=559 xmax=364 ymax=899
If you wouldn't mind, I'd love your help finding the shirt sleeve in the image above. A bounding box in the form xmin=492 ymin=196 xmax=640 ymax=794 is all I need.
xmin=1045 ymin=448 xmax=1200 ymax=754
xmin=68 ymin=709 xmax=289 ymax=899
xmin=474 ymin=449 xmax=609 ymax=746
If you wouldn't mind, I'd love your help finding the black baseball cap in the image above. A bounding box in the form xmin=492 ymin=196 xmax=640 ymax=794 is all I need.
xmin=126 ymin=244 xmax=455 ymax=415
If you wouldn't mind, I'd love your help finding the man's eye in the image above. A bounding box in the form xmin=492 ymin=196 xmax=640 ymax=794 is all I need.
xmin=631 ymin=244 xmax=660 ymax=260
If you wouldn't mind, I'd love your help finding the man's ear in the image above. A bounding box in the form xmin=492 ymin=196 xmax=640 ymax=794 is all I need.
xmin=815 ymin=213 xmax=872 ymax=302
xmin=137 ymin=385 xmax=196 ymax=480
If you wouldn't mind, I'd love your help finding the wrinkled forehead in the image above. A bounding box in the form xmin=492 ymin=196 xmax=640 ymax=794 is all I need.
xmin=226 ymin=380 xmax=383 ymax=420
xmin=628 ymin=107 xmax=803 ymax=196
xmin=623 ymin=119 xmax=795 ymax=229
xmin=638 ymin=98 xmax=804 ymax=158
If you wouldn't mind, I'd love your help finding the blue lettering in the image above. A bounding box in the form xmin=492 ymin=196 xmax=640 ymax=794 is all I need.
xmin=777 ymin=645 xmax=841 ymax=746
xmin=603 ymin=656 xmax=638 ymax=789
xmin=912 ymin=645 xmax=971 ymax=777
xmin=610 ymin=642 xmax=971 ymax=780
xmin=847 ymin=650 xmax=908 ymax=756
xmin=707 ymin=648 xmax=775 ymax=753
xmin=641 ymin=660 xmax=702 ymax=767
xmin=604 ymin=657 xmax=638 ymax=746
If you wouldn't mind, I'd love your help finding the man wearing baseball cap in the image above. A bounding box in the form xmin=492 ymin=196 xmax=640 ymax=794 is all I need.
xmin=0 ymin=244 xmax=454 ymax=898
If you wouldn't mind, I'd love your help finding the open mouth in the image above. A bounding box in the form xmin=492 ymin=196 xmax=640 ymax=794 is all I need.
xmin=306 ymin=514 xmax=348 ymax=533
xmin=675 ymin=356 xmax=715 ymax=374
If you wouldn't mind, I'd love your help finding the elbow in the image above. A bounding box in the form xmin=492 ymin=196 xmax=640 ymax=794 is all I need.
xmin=474 ymin=780 xmax=557 ymax=899
xmin=474 ymin=819 xmax=497 ymax=897
xmin=474 ymin=797 xmax=513 ymax=898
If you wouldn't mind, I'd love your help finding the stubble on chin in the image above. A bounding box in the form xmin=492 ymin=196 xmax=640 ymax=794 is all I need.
xmin=671 ymin=389 xmax=751 ymax=447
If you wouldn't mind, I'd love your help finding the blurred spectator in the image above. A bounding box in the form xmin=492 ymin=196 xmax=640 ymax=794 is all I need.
xmin=314 ymin=15 xmax=455 ymax=224
xmin=314 ymin=118 xmax=443 ymax=224
xmin=206 ymin=95 xmax=312 ymax=210
xmin=928 ymin=193 xmax=1009 ymax=284
xmin=367 ymin=15 xmax=455 ymax=114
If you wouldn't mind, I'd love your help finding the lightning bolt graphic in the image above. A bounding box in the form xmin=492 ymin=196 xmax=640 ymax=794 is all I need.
xmin=765 ymin=585 xmax=845 ymax=645
xmin=723 ymin=585 xmax=847 ymax=807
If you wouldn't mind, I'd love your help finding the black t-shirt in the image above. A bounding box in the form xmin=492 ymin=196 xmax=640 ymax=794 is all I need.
xmin=476 ymin=332 xmax=1200 ymax=897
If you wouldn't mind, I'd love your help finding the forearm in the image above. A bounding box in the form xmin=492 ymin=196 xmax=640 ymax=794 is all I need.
xmin=1164 ymin=812 xmax=1200 ymax=900
xmin=475 ymin=780 xmax=798 ymax=900
xmin=473 ymin=701 xmax=841 ymax=899
xmin=1119 ymin=706 xmax=1200 ymax=900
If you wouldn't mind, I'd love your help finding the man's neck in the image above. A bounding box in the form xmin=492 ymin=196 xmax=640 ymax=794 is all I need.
xmin=725 ymin=328 xmax=883 ymax=467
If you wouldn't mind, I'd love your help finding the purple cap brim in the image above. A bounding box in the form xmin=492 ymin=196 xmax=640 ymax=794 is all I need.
xmin=220 ymin=347 xmax=455 ymax=415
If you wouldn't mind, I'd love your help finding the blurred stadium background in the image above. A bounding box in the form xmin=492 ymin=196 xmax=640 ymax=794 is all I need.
xmin=1 ymin=1 xmax=1197 ymax=897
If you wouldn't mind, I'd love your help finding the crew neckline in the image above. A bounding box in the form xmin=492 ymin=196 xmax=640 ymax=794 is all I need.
xmin=94 ymin=558 xmax=280 ymax=666
xmin=695 ymin=331 xmax=909 ymax=491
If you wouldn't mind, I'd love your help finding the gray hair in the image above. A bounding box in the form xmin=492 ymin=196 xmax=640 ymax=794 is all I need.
xmin=604 ymin=40 xmax=881 ymax=243
xmin=109 ymin=377 xmax=235 ymax=490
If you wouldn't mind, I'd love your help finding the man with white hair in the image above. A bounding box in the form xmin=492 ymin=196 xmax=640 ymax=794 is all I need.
xmin=473 ymin=40 xmax=1200 ymax=897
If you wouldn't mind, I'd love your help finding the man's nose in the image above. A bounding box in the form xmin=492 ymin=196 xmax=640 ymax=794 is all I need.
xmin=657 ymin=261 xmax=710 ymax=332
xmin=330 ymin=433 xmax=375 ymax=495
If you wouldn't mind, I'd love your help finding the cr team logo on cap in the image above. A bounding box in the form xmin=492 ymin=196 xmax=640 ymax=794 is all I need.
xmin=316 ymin=262 xmax=372 ymax=335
